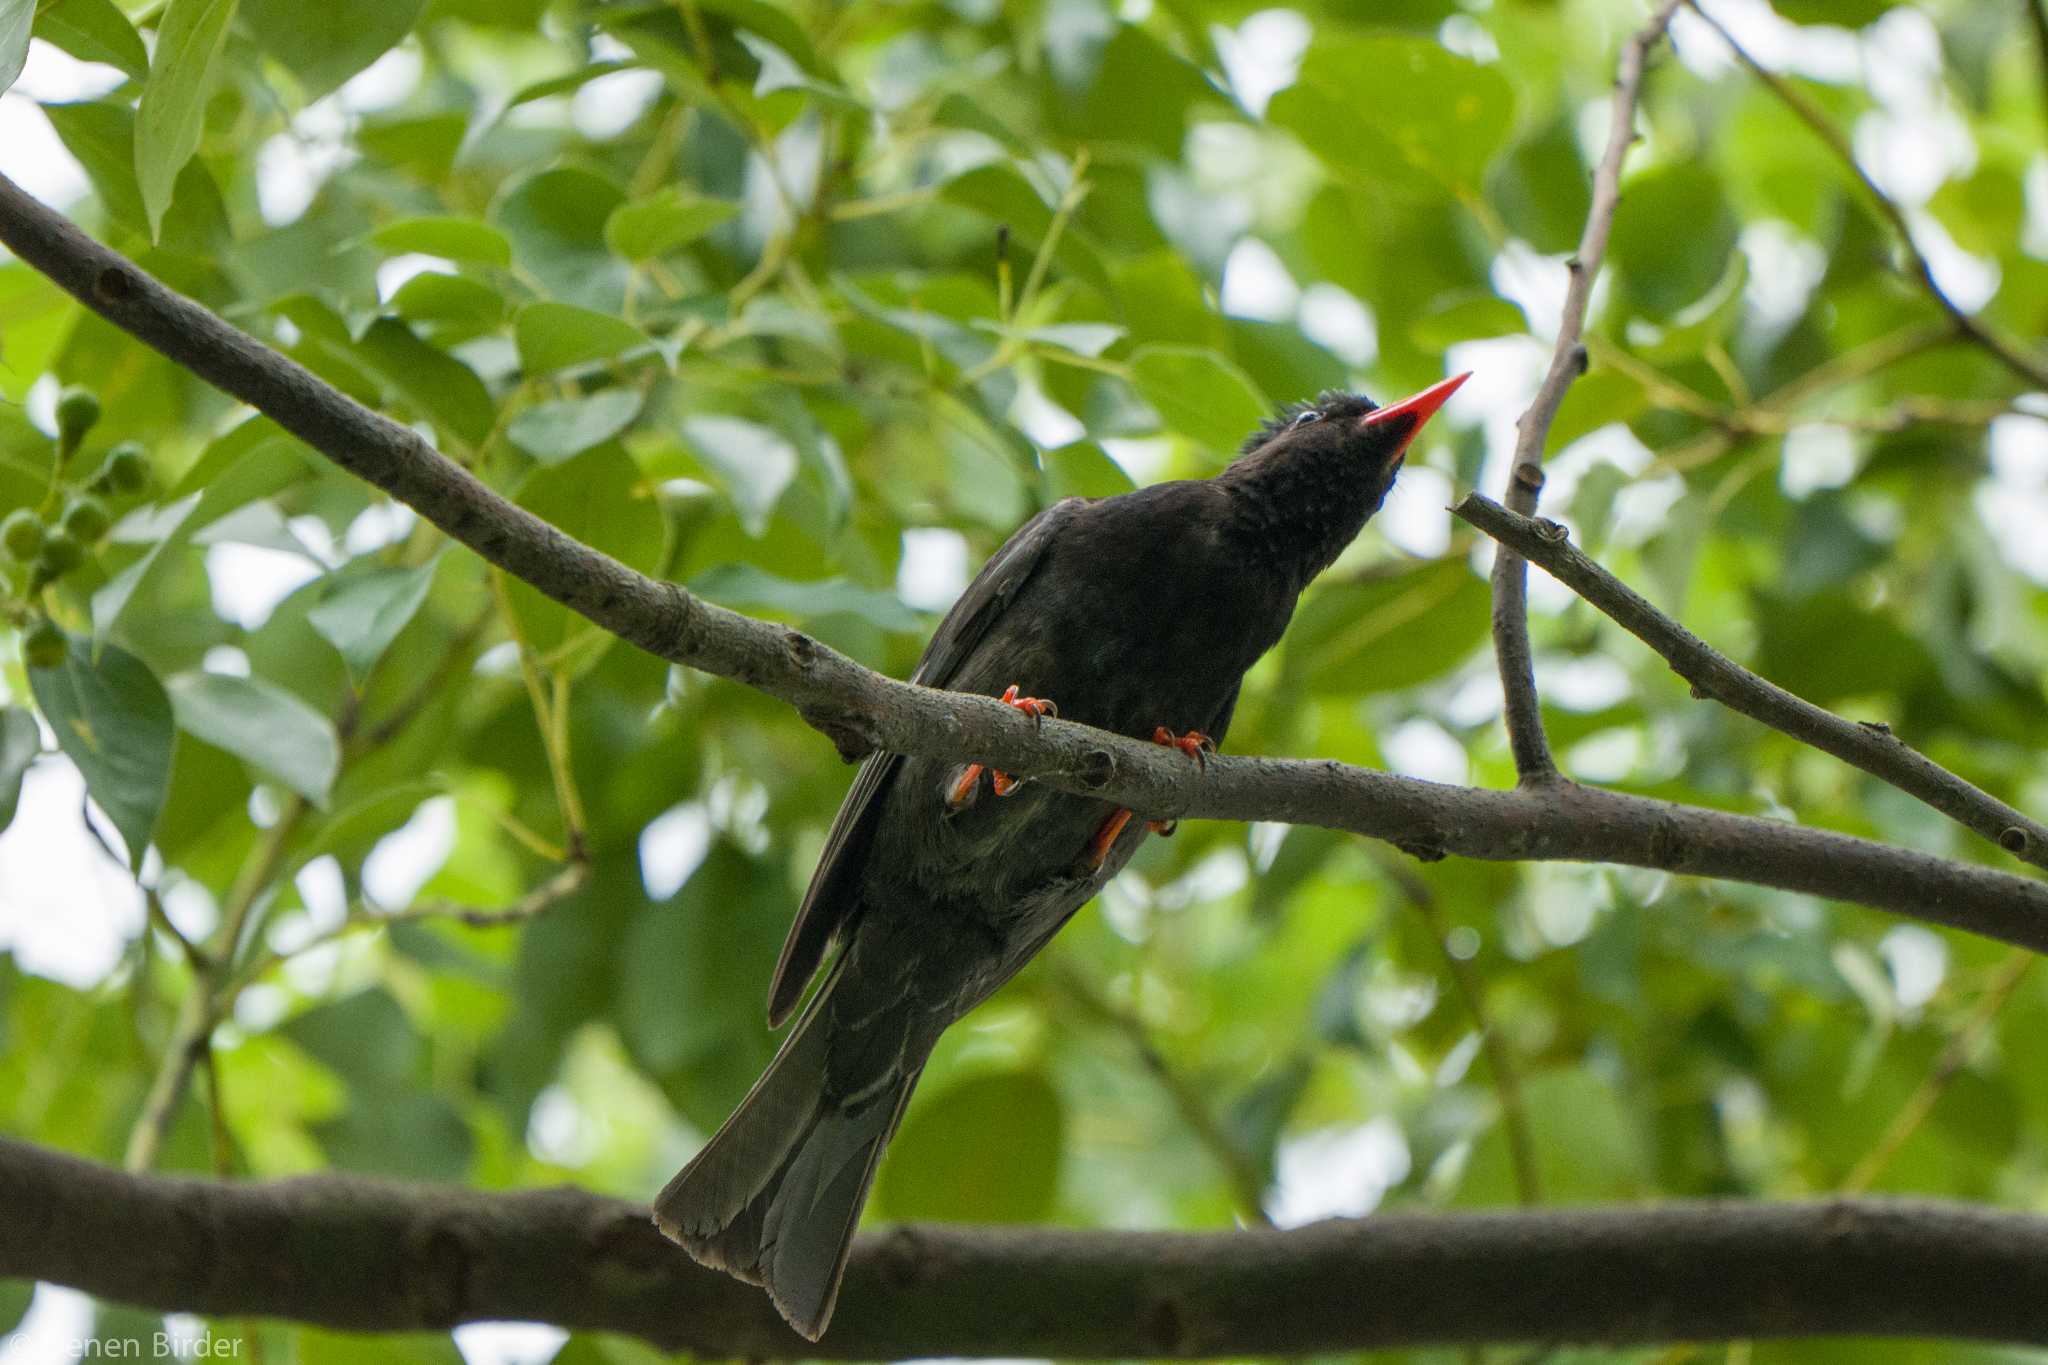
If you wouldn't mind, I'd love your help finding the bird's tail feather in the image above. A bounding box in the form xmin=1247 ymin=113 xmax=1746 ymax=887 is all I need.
xmin=652 ymin=965 xmax=919 ymax=1340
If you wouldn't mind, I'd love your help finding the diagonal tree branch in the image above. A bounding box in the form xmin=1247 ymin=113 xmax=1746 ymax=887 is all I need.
xmin=1686 ymin=0 xmax=2048 ymax=391
xmin=1454 ymin=492 xmax=2048 ymax=874
xmin=7 ymin=1137 xmax=2048 ymax=1356
xmin=1 ymin=172 xmax=2046 ymax=959
xmin=1490 ymin=0 xmax=1685 ymax=784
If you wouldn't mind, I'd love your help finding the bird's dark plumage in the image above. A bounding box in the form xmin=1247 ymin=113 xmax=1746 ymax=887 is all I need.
xmin=653 ymin=373 xmax=1470 ymax=1338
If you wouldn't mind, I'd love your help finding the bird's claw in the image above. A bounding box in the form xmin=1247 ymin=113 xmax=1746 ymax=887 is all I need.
xmin=948 ymin=684 xmax=1058 ymax=807
xmin=1151 ymin=726 xmax=1215 ymax=772
xmin=1081 ymin=728 xmax=1210 ymax=865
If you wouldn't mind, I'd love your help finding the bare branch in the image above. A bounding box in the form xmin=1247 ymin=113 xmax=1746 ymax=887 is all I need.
xmin=1490 ymin=0 xmax=1685 ymax=783
xmin=1454 ymin=492 xmax=2048 ymax=875
xmin=1 ymin=171 xmax=2046 ymax=965
xmin=8 ymin=1138 xmax=2048 ymax=1356
xmin=1686 ymin=0 xmax=2048 ymax=391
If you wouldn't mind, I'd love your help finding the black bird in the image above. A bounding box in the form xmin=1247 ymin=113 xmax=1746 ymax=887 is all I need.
xmin=653 ymin=372 xmax=1470 ymax=1338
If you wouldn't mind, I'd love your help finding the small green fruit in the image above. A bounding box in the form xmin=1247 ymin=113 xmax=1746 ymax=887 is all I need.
xmin=55 ymin=386 xmax=101 ymax=447
xmin=37 ymin=530 xmax=85 ymax=578
xmin=103 ymin=441 xmax=150 ymax=494
xmin=60 ymin=494 xmax=111 ymax=544
xmin=23 ymin=617 xmax=66 ymax=670
xmin=1 ymin=509 xmax=45 ymax=562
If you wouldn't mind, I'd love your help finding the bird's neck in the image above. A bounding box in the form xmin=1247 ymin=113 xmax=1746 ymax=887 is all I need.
xmin=1216 ymin=451 xmax=1387 ymax=588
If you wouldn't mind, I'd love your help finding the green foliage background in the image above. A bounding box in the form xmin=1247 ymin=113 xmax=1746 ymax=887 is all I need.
xmin=0 ymin=0 xmax=2046 ymax=1359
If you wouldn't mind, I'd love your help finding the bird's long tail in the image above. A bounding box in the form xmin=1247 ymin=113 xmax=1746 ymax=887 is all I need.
xmin=652 ymin=963 xmax=921 ymax=1340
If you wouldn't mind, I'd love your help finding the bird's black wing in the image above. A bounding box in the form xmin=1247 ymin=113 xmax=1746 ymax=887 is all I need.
xmin=764 ymin=497 xmax=1085 ymax=1026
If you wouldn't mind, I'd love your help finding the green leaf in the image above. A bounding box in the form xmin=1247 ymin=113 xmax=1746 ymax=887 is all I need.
xmin=1455 ymin=1068 xmax=1652 ymax=1205
xmin=133 ymin=0 xmax=238 ymax=239
xmin=1041 ymin=440 xmax=1136 ymax=500
xmin=0 ymin=707 xmax=38 ymax=835
xmin=0 ymin=1278 xmax=29 ymax=1335
xmin=506 ymin=444 xmax=665 ymax=659
xmin=1270 ymin=33 xmax=1513 ymax=195
xmin=514 ymin=301 xmax=650 ymax=374
xmin=28 ymin=636 xmax=175 ymax=868
xmin=307 ymin=563 xmax=436 ymax=681
xmin=1129 ymin=344 xmax=1269 ymax=457
xmin=879 ymin=1071 xmax=1064 ymax=1222
xmin=367 ymin=215 xmax=513 ymax=268
xmin=282 ymin=987 xmax=421 ymax=1090
xmin=1410 ymin=291 xmax=1528 ymax=349
xmin=167 ymin=672 xmax=341 ymax=805
xmin=690 ymin=562 xmax=924 ymax=632
xmin=1283 ymin=558 xmax=1492 ymax=695
xmin=0 ymin=0 xmax=30 ymax=96
xmin=34 ymin=0 xmax=148 ymax=82
xmin=353 ymin=317 xmax=495 ymax=446
xmin=387 ymin=271 xmax=504 ymax=341
xmin=603 ymin=188 xmax=739 ymax=261
xmin=681 ymin=415 xmax=798 ymax=535
xmin=1609 ymin=163 xmax=1739 ymax=319
xmin=506 ymin=388 xmax=644 ymax=463
xmin=239 ymin=0 xmax=425 ymax=96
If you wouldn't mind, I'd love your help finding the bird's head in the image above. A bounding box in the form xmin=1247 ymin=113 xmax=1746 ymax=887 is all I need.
xmin=1220 ymin=372 xmax=1471 ymax=582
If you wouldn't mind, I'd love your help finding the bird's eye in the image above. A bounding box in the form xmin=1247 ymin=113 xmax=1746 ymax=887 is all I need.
xmin=1291 ymin=410 xmax=1321 ymax=429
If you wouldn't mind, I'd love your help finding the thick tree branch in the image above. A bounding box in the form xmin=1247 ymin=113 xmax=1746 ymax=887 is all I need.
xmin=7 ymin=1138 xmax=2048 ymax=1355
xmin=1 ymin=173 xmax=2046 ymax=960
xmin=1490 ymin=0 xmax=1684 ymax=784
xmin=1455 ymin=493 xmax=2048 ymax=875
xmin=1686 ymin=0 xmax=2048 ymax=391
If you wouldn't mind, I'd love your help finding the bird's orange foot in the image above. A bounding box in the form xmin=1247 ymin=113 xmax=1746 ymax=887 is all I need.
xmin=947 ymin=684 xmax=1058 ymax=807
xmin=1084 ymin=728 xmax=1216 ymax=864
xmin=1141 ymin=727 xmax=1214 ymax=837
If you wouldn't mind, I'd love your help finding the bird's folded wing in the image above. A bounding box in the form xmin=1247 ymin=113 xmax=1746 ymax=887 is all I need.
xmin=763 ymin=496 xmax=1087 ymax=1026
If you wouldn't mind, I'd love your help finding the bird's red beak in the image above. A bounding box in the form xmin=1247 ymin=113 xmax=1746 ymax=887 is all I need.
xmin=1359 ymin=371 xmax=1471 ymax=451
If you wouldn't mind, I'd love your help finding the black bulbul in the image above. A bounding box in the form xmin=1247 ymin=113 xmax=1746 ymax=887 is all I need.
xmin=654 ymin=372 xmax=1471 ymax=1338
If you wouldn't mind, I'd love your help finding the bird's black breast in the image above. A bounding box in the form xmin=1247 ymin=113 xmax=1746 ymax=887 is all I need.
xmin=852 ymin=480 xmax=1296 ymax=1016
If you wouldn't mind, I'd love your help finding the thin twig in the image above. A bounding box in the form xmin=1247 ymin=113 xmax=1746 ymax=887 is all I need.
xmin=1374 ymin=852 xmax=1542 ymax=1207
xmin=1840 ymin=949 xmax=2035 ymax=1196
xmin=230 ymin=859 xmax=589 ymax=993
xmin=1455 ymin=493 xmax=2048 ymax=874
xmin=1490 ymin=0 xmax=1685 ymax=784
xmin=1050 ymin=962 xmax=1274 ymax=1227
xmin=1686 ymin=0 xmax=2048 ymax=390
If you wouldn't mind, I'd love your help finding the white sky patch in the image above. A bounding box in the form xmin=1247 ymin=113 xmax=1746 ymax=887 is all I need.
xmin=897 ymin=528 xmax=969 ymax=612
xmin=0 ymin=98 xmax=88 ymax=208
xmin=292 ymin=855 xmax=351 ymax=937
xmin=1741 ymin=220 xmax=1828 ymax=333
xmin=1672 ymin=0 xmax=1860 ymax=83
xmin=1780 ymin=424 xmax=1859 ymax=498
xmin=205 ymin=543 xmax=323 ymax=630
xmin=0 ymin=1285 xmax=93 ymax=1365
xmin=0 ymin=758 xmax=143 ymax=986
xmin=1977 ymin=414 xmax=2048 ymax=583
xmin=377 ymin=254 xmax=457 ymax=303
xmin=202 ymin=645 xmax=252 ymax=677
xmin=1380 ymin=717 xmax=1469 ymax=786
xmin=1878 ymin=924 xmax=1947 ymax=1016
xmin=1011 ymin=380 xmax=1085 ymax=449
xmin=1541 ymin=655 xmax=1632 ymax=711
xmin=527 ymin=1083 xmax=599 ymax=1165
xmin=1490 ymin=240 xmax=1570 ymax=342
xmin=1904 ymin=210 xmax=1997 ymax=313
xmin=1268 ymin=1117 xmax=1411 ymax=1227
xmin=1298 ymin=283 xmax=1377 ymax=368
xmin=1102 ymin=436 xmax=1181 ymax=485
xmin=2025 ymin=157 xmax=2048 ymax=260
xmin=1221 ymin=236 xmax=1300 ymax=321
xmin=455 ymin=1323 xmax=571 ymax=1365
xmin=363 ymin=795 xmax=457 ymax=910
xmin=345 ymin=500 xmax=419 ymax=556
xmin=1213 ymin=8 xmax=1309 ymax=118
xmin=1377 ymin=464 xmax=1452 ymax=559
xmin=571 ymin=67 xmax=665 ymax=141
xmin=639 ymin=802 xmax=711 ymax=901
xmin=162 ymin=878 xmax=220 ymax=944
xmin=1439 ymin=13 xmax=1500 ymax=63
xmin=339 ymin=44 xmax=425 ymax=113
